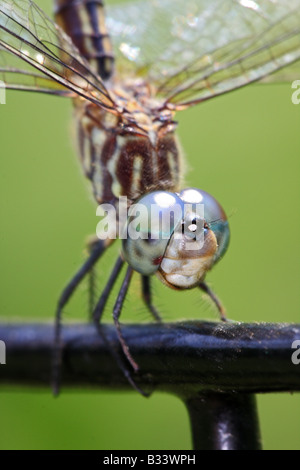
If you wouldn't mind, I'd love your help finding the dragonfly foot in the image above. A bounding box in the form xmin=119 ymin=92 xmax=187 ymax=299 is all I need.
xmin=199 ymin=281 xmax=227 ymax=321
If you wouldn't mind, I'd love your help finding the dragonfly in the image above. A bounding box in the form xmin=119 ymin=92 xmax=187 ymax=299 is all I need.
xmin=0 ymin=0 xmax=300 ymax=394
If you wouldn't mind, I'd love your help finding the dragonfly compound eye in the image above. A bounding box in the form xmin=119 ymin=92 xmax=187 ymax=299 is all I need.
xmin=156 ymin=188 xmax=230 ymax=289
xmin=122 ymin=191 xmax=184 ymax=275
xmin=179 ymin=188 xmax=230 ymax=264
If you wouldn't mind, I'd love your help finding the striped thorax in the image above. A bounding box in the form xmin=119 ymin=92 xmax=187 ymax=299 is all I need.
xmin=74 ymin=79 xmax=181 ymax=206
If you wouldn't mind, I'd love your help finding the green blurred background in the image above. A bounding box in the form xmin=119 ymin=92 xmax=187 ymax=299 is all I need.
xmin=0 ymin=0 xmax=299 ymax=450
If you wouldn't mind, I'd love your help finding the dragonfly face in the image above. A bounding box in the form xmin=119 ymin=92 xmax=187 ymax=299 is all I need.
xmin=122 ymin=188 xmax=230 ymax=289
xmin=158 ymin=188 xmax=230 ymax=289
xmin=0 ymin=0 xmax=300 ymax=392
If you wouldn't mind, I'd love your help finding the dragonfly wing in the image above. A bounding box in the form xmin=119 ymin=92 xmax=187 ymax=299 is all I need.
xmin=0 ymin=0 xmax=115 ymax=108
xmin=107 ymin=0 xmax=300 ymax=107
xmin=0 ymin=46 xmax=73 ymax=95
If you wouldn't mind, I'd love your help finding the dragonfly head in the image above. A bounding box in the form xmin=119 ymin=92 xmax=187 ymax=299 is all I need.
xmin=122 ymin=188 xmax=230 ymax=289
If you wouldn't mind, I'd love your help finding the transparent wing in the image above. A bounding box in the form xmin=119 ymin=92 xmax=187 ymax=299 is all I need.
xmin=0 ymin=46 xmax=73 ymax=95
xmin=107 ymin=0 xmax=300 ymax=108
xmin=0 ymin=0 xmax=115 ymax=108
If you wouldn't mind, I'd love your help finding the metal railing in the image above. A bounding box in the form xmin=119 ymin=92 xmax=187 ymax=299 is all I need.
xmin=0 ymin=321 xmax=299 ymax=450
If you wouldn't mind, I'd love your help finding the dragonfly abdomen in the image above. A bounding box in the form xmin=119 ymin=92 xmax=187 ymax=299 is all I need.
xmin=54 ymin=0 xmax=114 ymax=80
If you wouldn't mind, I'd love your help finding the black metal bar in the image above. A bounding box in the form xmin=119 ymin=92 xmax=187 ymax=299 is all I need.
xmin=1 ymin=321 xmax=299 ymax=450
xmin=0 ymin=321 xmax=299 ymax=393
xmin=184 ymin=393 xmax=261 ymax=450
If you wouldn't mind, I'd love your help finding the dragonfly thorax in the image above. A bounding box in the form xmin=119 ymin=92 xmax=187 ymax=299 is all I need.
xmin=75 ymin=96 xmax=182 ymax=206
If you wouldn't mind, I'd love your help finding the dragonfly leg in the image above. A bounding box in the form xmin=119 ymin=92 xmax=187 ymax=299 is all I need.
xmin=86 ymin=235 xmax=100 ymax=320
xmin=141 ymin=275 xmax=162 ymax=322
xmin=199 ymin=281 xmax=227 ymax=322
xmin=52 ymin=238 xmax=112 ymax=396
xmin=92 ymin=256 xmax=124 ymax=324
xmin=113 ymin=266 xmax=139 ymax=371
xmin=93 ymin=258 xmax=150 ymax=396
